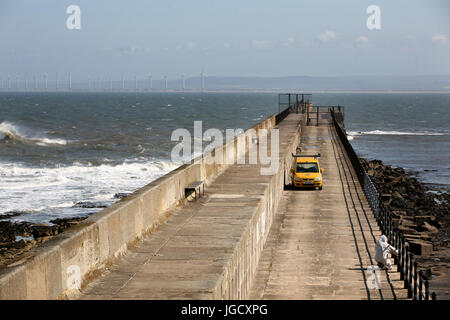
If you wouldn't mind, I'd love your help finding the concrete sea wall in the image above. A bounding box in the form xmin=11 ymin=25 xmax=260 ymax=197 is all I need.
xmin=0 ymin=110 xmax=300 ymax=300
xmin=212 ymin=116 xmax=303 ymax=299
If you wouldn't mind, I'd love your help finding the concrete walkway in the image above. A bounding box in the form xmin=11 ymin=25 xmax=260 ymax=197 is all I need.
xmin=249 ymin=117 xmax=408 ymax=300
xmin=77 ymin=113 xmax=303 ymax=300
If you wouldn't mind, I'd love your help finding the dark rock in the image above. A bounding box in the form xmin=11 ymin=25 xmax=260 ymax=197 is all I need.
xmin=50 ymin=217 xmax=87 ymax=231
xmin=409 ymin=241 xmax=433 ymax=256
xmin=0 ymin=212 xmax=25 ymax=220
xmin=393 ymin=191 xmax=404 ymax=200
xmin=1 ymin=215 xmax=89 ymax=268
xmin=414 ymin=215 xmax=436 ymax=225
xmin=114 ymin=193 xmax=130 ymax=200
xmin=75 ymin=201 xmax=108 ymax=209
xmin=419 ymin=222 xmax=439 ymax=235
xmin=31 ymin=225 xmax=59 ymax=238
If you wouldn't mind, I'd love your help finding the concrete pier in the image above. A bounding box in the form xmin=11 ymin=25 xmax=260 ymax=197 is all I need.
xmin=77 ymin=113 xmax=407 ymax=300
xmin=0 ymin=106 xmax=409 ymax=300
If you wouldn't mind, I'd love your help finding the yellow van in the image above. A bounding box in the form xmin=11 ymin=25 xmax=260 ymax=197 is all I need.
xmin=291 ymin=154 xmax=324 ymax=190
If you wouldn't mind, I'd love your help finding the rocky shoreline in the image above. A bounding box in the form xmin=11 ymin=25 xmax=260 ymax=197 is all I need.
xmin=0 ymin=213 xmax=88 ymax=268
xmin=0 ymin=193 xmax=132 ymax=269
xmin=361 ymin=158 xmax=450 ymax=298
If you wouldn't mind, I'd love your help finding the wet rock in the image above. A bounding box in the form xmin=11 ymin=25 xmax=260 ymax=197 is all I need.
xmin=31 ymin=225 xmax=59 ymax=238
xmin=419 ymin=222 xmax=439 ymax=235
xmin=114 ymin=193 xmax=130 ymax=200
xmin=393 ymin=191 xmax=404 ymax=200
xmin=409 ymin=241 xmax=433 ymax=257
xmin=392 ymin=210 xmax=407 ymax=217
xmin=0 ymin=216 xmax=88 ymax=269
xmin=414 ymin=215 xmax=436 ymax=224
xmin=50 ymin=217 xmax=86 ymax=230
xmin=75 ymin=201 xmax=108 ymax=209
xmin=0 ymin=212 xmax=24 ymax=220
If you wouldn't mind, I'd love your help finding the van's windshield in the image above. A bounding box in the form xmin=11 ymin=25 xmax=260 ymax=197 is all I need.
xmin=296 ymin=162 xmax=319 ymax=173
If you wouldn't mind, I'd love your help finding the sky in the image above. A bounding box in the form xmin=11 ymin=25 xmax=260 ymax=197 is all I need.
xmin=0 ymin=0 xmax=449 ymax=81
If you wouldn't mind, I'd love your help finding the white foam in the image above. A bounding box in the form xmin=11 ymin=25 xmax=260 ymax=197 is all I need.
xmin=0 ymin=160 xmax=180 ymax=222
xmin=0 ymin=121 xmax=70 ymax=146
xmin=348 ymin=130 xmax=445 ymax=137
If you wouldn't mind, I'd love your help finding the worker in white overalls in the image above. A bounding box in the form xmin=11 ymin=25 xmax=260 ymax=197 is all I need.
xmin=375 ymin=235 xmax=399 ymax=270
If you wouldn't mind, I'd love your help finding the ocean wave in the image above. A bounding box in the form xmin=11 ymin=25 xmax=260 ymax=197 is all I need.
xmin=348 ymin=130 xmax=446 ymax=137
xmin=0 ymin=159 xmax=180 ymax=222
xmin=0 ymin=121 xmax=70 ymax=146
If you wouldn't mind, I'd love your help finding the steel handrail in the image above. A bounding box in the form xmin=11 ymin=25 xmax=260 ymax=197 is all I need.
xmin=330 ymin=109 xmax=436 ymax=300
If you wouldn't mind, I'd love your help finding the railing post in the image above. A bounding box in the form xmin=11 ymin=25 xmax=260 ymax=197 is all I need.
xmin=307 ymin=104 xmax=309 ymax=125
xmin=404 ymin=246 xmax=409 ymax=288
xmin=408 ymin=252 xmax=414 ymax=298
xmin=397 ymin=231 xmax=402 ymax=273
xmin=419 ymin=271 xmax=423 ymax=300
xmin=425 ymin=280 xmax=430 ymax=300
xmin=316 ymin=106 xmax=319 ymax=126
xmin=413 ymin=261 xmax=418 ymax=300
xmin=390 ymin=221 xmax=394 ymax=245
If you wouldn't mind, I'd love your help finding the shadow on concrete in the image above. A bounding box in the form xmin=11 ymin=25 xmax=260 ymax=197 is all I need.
xmin=284 ymin=184 xmax=322 ymax=191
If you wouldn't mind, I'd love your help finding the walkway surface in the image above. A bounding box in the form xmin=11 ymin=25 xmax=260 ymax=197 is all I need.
xmin=249 ymin=114 xmax=408 ymax=300
xmin=77 ymin=112 xmax=408 ymax=300
xmin=78 ymin=113 xmax=302 ymax=300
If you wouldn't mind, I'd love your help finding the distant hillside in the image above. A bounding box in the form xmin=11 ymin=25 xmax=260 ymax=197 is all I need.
xmin=183 ymin=75 xmax=450 ymax=91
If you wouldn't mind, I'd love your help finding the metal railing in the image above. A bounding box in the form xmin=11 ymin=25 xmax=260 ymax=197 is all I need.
xmin=275 ymin=106 xmax=291 ymax=125
xmin=278 ymin=93 xmax=312 ymax=115
xmin=330 ymin=108 xmax=436 ymax=301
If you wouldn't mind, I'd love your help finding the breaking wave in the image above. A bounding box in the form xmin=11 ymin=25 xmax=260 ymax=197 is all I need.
xmin=348 ymin=130 xmax=446 ymax=138
xmin=0 ymin=121 xmax=69 ymax=146
xmin=0 ymin=159 xmax=180 ymax=222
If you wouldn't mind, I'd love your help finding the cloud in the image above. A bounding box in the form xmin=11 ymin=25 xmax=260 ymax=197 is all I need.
xmin=175 ymin=41 xmax=197 ymax=51
xmin=353 ymin=36 xmax=370 ymax=49
xmin=186 ymin=41 xmax=197 ymax=50
xmin=251 ymin=40 xmax=270 ymax=49
xmin=432 ymin=34 xmax=449 ymax=46
xmin=317 ymin=30 xmax=337 ymax=43
xmin=116 ymin=46 xmax=151 ymax=55
xmin=283 ymin=37 xmax=295 ymax=47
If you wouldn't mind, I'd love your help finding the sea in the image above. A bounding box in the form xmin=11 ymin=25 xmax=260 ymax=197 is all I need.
xmin=0 ymin=92 xmax=449 ymax=223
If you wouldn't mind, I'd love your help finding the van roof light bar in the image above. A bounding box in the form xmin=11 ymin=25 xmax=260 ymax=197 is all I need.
xmin=292 ymin=153 xmax=321 ymax=158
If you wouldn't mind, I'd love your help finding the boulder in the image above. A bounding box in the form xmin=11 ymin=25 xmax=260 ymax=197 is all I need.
xmin=414 ymin=215 xmax=436 ymax=225
xmin=420 ymin=221 xmax=439 ymax=235
xmin=75 ymin=201 xmax=108 ymax=208
xmin=393 ymin=191 xmax=404 ymax=200
xmin=31 ymin=225 xmax=59 ymax=238
xmin=392 ymin=210 xmax=407 ymax=217
xmin=114 ymin=193 xmax=130 ymax=200
xmin=398 ymin=226 xmax=419 ymax=235
xmin=408 ymin=241 xmax=433 ymax=257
